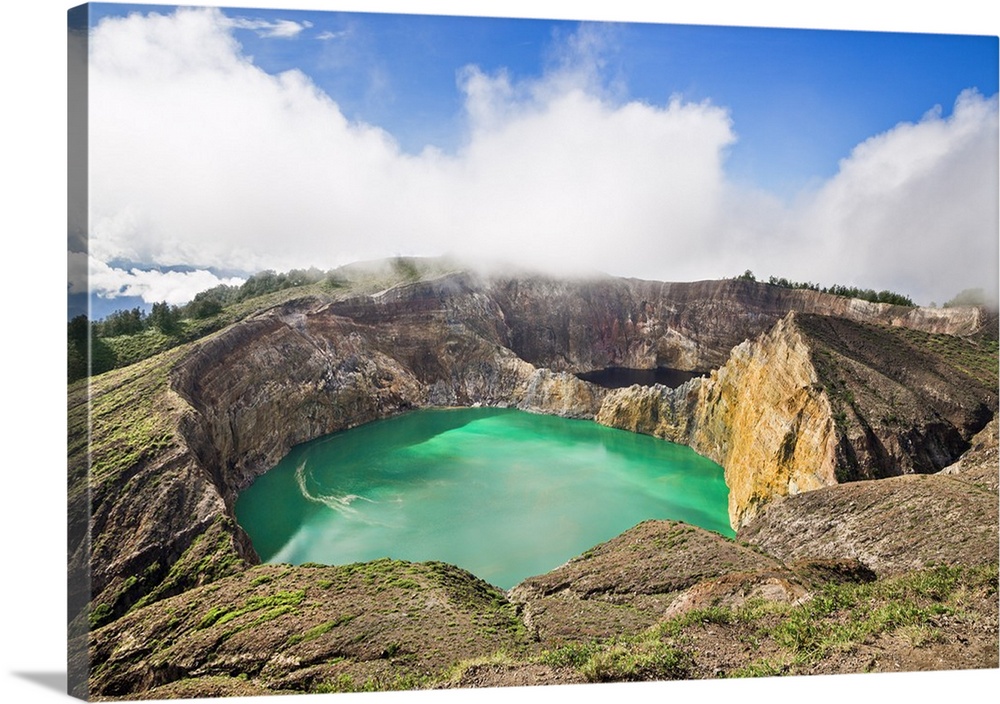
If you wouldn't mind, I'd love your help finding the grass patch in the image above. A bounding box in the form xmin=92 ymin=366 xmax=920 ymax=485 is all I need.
xmin=198 ymin=590 xmax=306 ymax=630
xmin=579 ymin=639 xmax=693 ymax=682
xmin=753 ymin=564 xmax=987 ymax=663
xmin=534 ymin=563 xmax=995 ymax=683
xmin=445 ymin=650 xmax=520 ymax=683
xmin=286 ymin=615 xmax=357 ymax=646
xmin=728 ymin=658 xmax=791 ymax=678
xmin=315 ymin=670 xmax=435 ymax=694
xmin=72 ymin=347 xmax=186 ymax=486
xmin=536 ymin=642 xmax=601 ymax=669
xmin=896 ymin=624 xmax=945 ymax=648
xmin=534 ymin=627 xmax=694 ymax=683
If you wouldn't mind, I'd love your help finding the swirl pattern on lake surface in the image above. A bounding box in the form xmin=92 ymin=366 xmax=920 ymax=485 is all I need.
xmin=235 ymin=408 xmax=733 ymax=589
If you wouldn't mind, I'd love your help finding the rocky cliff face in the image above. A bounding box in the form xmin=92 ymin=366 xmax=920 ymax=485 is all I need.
xmin=737 ymin=418 xmax=999 ymax=577
xmin=486 ymin=274 xmax=985 ymax=372
xmin=596 ymin=312 xmax=996 ymax=527
xmin=689 ymin=315 xmax=839 ymax=528
xmin=70 ymin=266 xmax=997 ymax=698
xmin=170 ymin=275 xmax=990 ymax=534
xmin=594 ymin=314 xmax=838 ymax=528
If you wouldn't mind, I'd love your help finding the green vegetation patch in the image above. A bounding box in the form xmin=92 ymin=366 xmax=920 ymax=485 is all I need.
xmin=579 ymin=639 xmax=694 ymax=682
xmin=88 ymin=602 xmax=113 ymax=629
xmin=761 ymin=574 xmax=960 ymax=659
xmin=727 ymin=658 xmax=792 ymax=678
xmin=72 ymin=347 xmax=186 ymax=486
xmin=720 ymin=563 xmax=991 ymax=664
xmin=528 ymin=563 xmax=995 ymax=682
xmin=893 ymin=326 xmax=999 ymax=384
xmin=286 ymin=615 xmax=357 ymax=646
xmin=131 ymin=517 xmax=247 ymax=612
xmin=198 ymin=589 xmax=306 ymax=630
xmin=536 ymin=642 xmax=601 ymax=669
xmin=534 ymin=628 xmax=694 ymax=683
xmin=314 ymin=671 xmax=436 ymax=694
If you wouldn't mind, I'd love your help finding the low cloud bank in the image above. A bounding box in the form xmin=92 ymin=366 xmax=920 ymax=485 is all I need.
xmin=86 ymin=8 xmax=998 ymax=306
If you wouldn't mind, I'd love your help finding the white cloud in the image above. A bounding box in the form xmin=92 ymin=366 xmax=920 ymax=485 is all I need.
xmin=87 ymin=7 xmax=997 ymax=307
xmin=87 ymin=258 xmax=246 ymax=306
xmin=789 ymin=90 xmax=998 ymax=304
xmin=227 ymin=16 xmax=313 ymax=39
xmin=317 ymin=30 xmax=348 ymax=41
xmin=700 ymin=89 xmax=999 ymax=306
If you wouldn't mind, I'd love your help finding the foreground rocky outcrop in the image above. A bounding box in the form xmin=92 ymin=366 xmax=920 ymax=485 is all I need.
xmin=737 ymin=417 xmax=1000 ymax=575
xmin=507 ymin=521 xmax=806 ymax=645
xmin=87 ymin=560 xmax=527 ymax=698
xmin=68 ymin=263 xmax=998 ymax=699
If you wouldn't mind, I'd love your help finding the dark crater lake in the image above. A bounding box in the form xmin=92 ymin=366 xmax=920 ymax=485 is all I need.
xmin=235 ymin=407 xmax=733 ymax=589
xmin=576 ymin=366 xmax=709 ymax=389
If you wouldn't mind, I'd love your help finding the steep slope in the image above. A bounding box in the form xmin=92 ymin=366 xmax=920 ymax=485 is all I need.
xmin=170 ymin=287 xmax=604 ymax=505
xmin=798 ymin=314 xmax=997 ymax=480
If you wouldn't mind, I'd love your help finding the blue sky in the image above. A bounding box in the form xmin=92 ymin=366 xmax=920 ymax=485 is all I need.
xmin=70 ymin=1 xmax=999 ymax=312
xmin=86 ymin=3 xmax=998 ymax=196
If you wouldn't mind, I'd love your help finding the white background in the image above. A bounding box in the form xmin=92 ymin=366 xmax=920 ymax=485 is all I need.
xmin=1 ymin=2 xmax=997 ymax=703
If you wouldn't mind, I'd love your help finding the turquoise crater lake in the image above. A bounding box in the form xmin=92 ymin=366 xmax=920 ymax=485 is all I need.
xmin=235 ymin=408 xmax=734 ymax=589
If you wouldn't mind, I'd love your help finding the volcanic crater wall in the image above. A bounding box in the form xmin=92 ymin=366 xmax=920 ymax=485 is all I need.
xmin=74 ymin=271 xmax=996 ymax=631
xmin=485 ymin=275 xmax=986 ymax=372
xmin=170 ymin=272 xmax=994 ymax=531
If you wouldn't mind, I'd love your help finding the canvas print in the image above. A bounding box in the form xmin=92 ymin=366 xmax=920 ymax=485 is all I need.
xmin=67 ymin=2 xmax=999 ymax=700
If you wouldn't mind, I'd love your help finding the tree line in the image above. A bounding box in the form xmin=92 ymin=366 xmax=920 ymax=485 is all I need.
xmin=734 ymin=270 xmax=916 ymax=307
xmin=186 ymin=266 xmax=348 ymax=318
xmin=87 ymin=301 xmax=184 ymax=337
